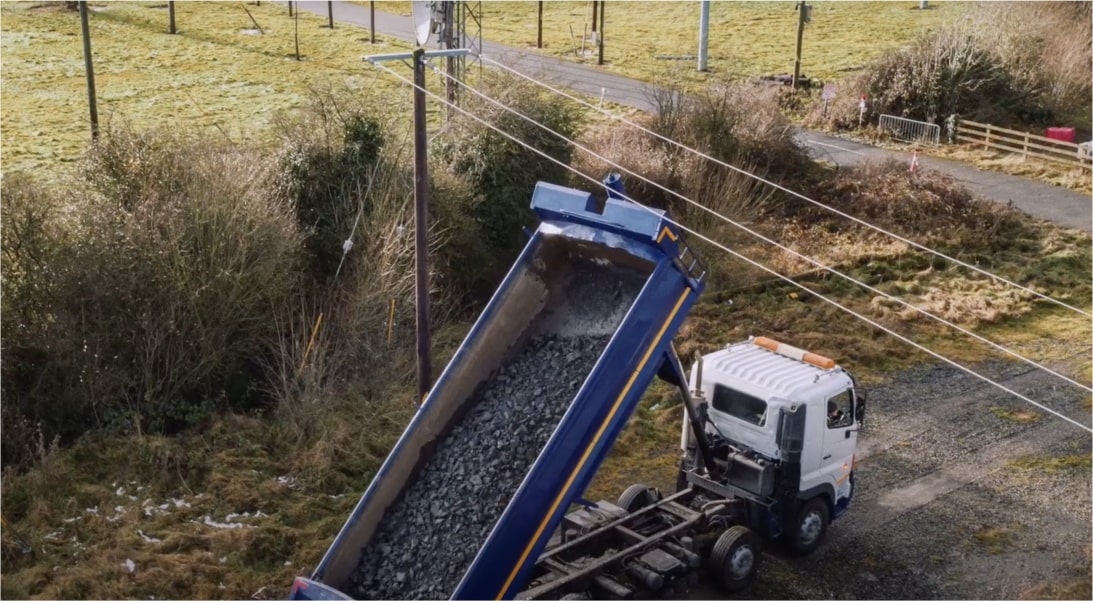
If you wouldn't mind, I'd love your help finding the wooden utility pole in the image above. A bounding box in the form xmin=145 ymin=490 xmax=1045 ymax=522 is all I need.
xmin=597 ymin=0 xmax=605 ymax=65
xmin=79 ymin=1 xmax=98 ymax=140
xmin=288 ymin=0 xmax=293 ymax=17
xmin=168 ymin=1 xmax=176 ymax=34
xmin=293 ymin=1 xmax=300 ymax=60
xmin=537 ymin=1 xmax=543 ymax=49
xmin=439 ymin=1 xmax=457 ymax=112
xmin=411 ymin=47 xmax=432 ymax=401
xmin=363 ymin=47 xmax=469 ymax=401
xmin=327 ymin=1 xmax=334 ymax=28
xmin=370 ymin=1 xmax=376 ymax=43
xmin=793 ymin=1 xmax=809 ymax=89
xmin=697 ymin=0 xmax=709 ymax=72
xmin=591 ymin=0 xmax=598 ymax=33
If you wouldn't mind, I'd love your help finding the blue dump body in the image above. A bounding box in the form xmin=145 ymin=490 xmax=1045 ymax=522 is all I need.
xmin=291 ymin=181 xmax=705 ymax=601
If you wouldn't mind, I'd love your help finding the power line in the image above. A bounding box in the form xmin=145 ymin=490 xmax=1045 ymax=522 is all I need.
xmin=429 ymin=64 xmax=1093 ymax=395
xmin=367 ymin=60 xmax=1093 ymax=434
xmin=477 ymin=55 xmax=1093 ymax=320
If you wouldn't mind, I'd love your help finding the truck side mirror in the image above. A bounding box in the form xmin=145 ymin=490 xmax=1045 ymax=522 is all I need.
xmin=777 ymin=405 xmax=806 ymax=459
xmin=855 ymin=389 xmax=867 ymax=425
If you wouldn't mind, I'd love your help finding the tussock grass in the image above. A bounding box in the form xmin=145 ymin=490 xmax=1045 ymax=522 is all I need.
xmin=989 ymin=406 xmax=1042 ymax=424
xmin=970 ymin=526 xmax=1016 ymax=555
xmin=1008 ymin=454 xmax=1093 ymax=473
xmin=0 ymin=408 xmax=410 ymax=600
xmin=928 ymin=145 xmax=1092 ymax=196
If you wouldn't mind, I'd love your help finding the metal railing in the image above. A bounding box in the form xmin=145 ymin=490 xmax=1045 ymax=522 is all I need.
xmin=878 ymin=114 xmax=940 ymax=146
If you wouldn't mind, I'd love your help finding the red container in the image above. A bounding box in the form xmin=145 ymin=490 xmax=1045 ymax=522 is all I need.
xmin=1045 ymin=127 xmax=1076 ymax=143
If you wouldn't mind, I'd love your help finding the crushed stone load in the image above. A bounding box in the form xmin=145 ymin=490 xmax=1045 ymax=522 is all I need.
xmin=348 ymin=262 xmax=646 ymax=600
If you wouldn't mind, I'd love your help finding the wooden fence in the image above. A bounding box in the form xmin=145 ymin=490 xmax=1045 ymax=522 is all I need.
xmin=955 ymin=119 xmax=1092 ymax=171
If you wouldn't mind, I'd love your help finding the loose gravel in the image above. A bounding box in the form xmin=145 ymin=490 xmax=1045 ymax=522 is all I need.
xmin=348 ymin=262 xmax=646 ymax=600
xmin=716 ymin=360 xmax=1091 ymax=601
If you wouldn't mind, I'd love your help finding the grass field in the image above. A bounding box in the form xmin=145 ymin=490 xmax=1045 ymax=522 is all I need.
xmin=0 ymin=1 xmax=419 ymax=179
xmin=381 ymin=1 xmax=965 ymax=85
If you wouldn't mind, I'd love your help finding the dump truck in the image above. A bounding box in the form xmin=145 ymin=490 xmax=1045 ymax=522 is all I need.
xmin=289 ymin=178 xmax=864 ymax=601
xmin=516 ymin=336 xmax=865 ymax=599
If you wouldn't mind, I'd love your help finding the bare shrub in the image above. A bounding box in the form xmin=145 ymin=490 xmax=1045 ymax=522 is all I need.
xmin=812 ymin=26 xmax=1037 ymax=130
xmin=265 ymin=95 xmax=482 ymax=455
xmin=434 ymin=71 xmax=584 ymax=285
xmin=579 ymin=79 xmax=812 ymax=290
xmin=1 ymin=126 xmax=303 ymax=453
xmin=972 ymin=1 xmax=1092 ymax=129
xmin=813 ymin=159 xmax=1030 ymax=256
xmin=809 ymin=3 xmax=1090 ymax=131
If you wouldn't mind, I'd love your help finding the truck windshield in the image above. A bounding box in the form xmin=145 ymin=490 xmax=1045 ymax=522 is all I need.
xmin=712 ymin=384 xmax=767 ymax=427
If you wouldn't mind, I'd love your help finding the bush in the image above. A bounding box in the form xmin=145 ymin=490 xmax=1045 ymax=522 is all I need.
xmin=266 ymin=98 xmax=486 ymax=449
xmin=581 ymin=79 xmax=814 ymax=208
xmin=809 ymin=4 xmax=1091 ymax=132
xmin=973 ymin=1 xmax=1092 ymax=130
xmin=275 ymin=90 xmax=387 ymax=282
xmin=1 ymin=127 xmax=303 ymax=463
xmin=811 ymin=159 xmax=1030 ymax=256
xmin=575 ymin=79 xmax=815 ymax=291
xmin=434 ymin=72 xmax=583 ymax=286
xmin=811 ymin=27 xmax=1040 ymax=130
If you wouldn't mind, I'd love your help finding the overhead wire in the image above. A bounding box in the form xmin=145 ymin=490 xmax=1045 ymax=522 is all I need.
xmin=367 ymin=59 xmax=1092 ymax=434
xmin=477 ymin=54 xmax=1093 ymax=320
xmin=428 ymin=62 xmax=1093 ymax=395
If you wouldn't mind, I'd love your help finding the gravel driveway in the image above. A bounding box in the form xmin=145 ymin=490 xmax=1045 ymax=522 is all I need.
xmin=705 ymin=359 xmax=1092 ymax=600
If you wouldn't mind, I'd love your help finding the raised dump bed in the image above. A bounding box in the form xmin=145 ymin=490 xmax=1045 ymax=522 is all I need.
xmin=291 ymin=180 xmax=705 ymax=601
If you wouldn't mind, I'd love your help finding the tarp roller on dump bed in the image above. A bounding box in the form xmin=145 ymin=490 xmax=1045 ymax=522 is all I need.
xmin=291 ymin=180 xmax=705 ymax=601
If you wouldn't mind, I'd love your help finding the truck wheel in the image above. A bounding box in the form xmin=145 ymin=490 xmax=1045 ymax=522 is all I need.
xmin=789 ymin=497 xmax=829 ymax=555
xmin=617 ymin=484 xmax=659 ymax=513
xmin=709 ymin=525 xmax=759 ymax=593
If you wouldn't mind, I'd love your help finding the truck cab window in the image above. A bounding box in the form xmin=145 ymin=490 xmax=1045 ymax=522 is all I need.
xmin=712 ymin=384 xmax=767 ymax=427
xmin=826 ymin=389 xmax=853 ymax=429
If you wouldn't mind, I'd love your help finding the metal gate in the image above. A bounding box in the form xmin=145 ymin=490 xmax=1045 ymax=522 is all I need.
xmin=878 ymin=114 xmax=940 ymax=146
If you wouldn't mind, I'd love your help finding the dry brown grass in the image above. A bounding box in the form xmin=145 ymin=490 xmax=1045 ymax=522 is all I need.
xmin=929 ymin=144 xmax=1092 ymax=196
xmin=0 ymin=402 xmax=415 ymax=600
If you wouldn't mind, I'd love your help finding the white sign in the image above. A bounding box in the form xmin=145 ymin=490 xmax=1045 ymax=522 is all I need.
xmin=822 ymin=84 xmax=837 ymax=101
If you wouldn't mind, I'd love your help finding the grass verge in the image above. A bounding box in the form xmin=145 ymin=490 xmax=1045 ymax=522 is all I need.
xmin=0 ymin=1 xmax=414 ymax=179
xmin=928 ymin=144 xmax=1092 ymax=196
xmin=381 ymin=1 xmax=963 ymax=87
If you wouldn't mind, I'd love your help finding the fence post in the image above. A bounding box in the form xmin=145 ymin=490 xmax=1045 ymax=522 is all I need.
xmin=984 ymin=124 xmax=991 ymax=149
xmin=1022 ymin=132 xmax=1029 ymax=158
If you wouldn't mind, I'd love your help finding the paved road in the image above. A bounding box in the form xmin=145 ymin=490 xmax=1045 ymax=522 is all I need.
xmin=303 ymin=1 xmax=1091 ymax=233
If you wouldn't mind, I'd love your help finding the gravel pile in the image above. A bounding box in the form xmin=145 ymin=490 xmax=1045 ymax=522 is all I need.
xmin=348 ymin=262 xmax=646 ymax=600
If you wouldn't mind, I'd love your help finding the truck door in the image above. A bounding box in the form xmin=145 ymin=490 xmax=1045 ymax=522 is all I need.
xmin=821 ymin=388 xmax=856 ymax=503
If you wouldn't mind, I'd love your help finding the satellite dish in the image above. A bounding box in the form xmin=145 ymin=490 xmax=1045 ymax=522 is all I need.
xmin=411 ymin=0 xmax=432 ymax=46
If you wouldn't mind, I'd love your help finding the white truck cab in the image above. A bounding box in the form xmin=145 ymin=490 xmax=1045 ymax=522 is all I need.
xmin=679 ymin=336 xmax=864 ymax=554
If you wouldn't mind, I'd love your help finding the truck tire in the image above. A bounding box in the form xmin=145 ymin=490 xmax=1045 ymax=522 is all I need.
xmin=788 ymin=497 xmax=829 ymax=555
xmin=617 ymin=484 xmax=659 ymax=513
xmin=709 ymin=525 xmax=759 ymax=593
